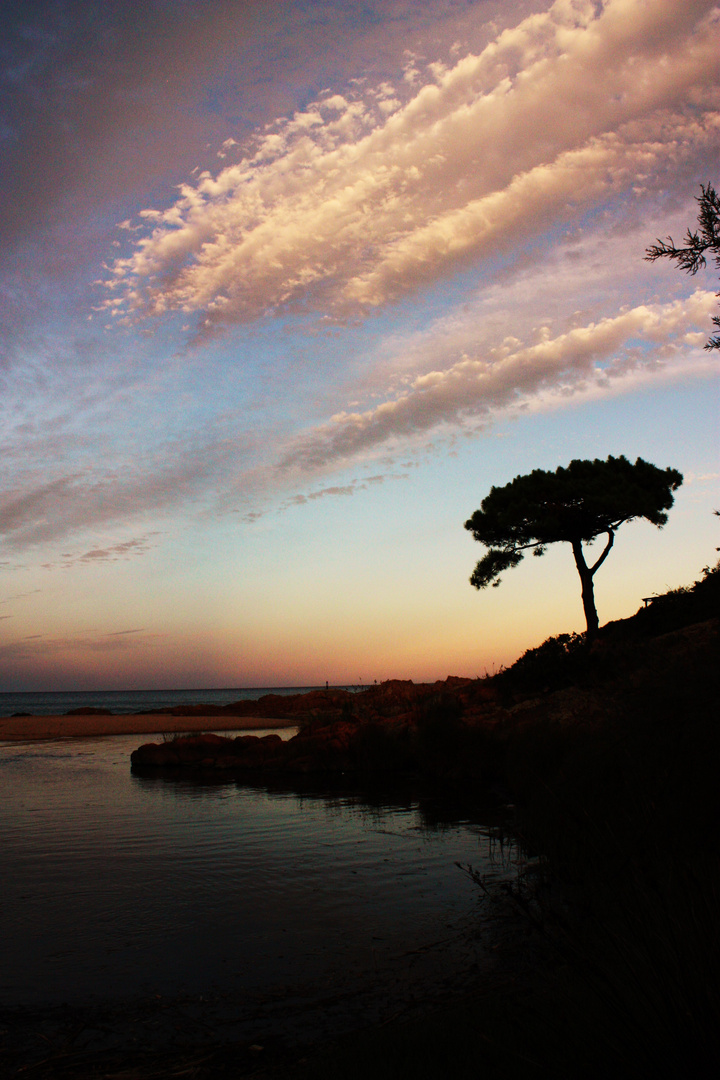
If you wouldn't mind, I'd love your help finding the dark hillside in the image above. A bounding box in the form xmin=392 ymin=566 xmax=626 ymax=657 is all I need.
xmin=292 ymin=566 xmax=720 ymax=1079
xmin=487 ymin=557 xmax=719 ymax=697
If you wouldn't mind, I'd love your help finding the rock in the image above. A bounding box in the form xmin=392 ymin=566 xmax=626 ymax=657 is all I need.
xmin=131 ymin=743 xmax=175 ymax=767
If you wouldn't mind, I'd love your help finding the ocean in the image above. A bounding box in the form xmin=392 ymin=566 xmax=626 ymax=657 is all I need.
xmin=0 ymin=685 xmax=360 ymax=717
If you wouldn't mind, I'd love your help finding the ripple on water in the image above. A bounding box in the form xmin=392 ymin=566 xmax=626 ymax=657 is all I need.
xmin=0 ymin=733 xmax=522 ymax=1042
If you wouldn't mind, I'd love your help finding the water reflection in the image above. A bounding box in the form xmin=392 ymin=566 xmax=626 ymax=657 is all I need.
xmin=1 ymin=735 xmax=521 ymax=1048
xmin=132 ymin=766 xmax=508 ymax=830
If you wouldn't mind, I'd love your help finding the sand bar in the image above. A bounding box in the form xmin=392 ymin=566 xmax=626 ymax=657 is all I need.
xmin=0 ymin=713 xmax=299 ymax=742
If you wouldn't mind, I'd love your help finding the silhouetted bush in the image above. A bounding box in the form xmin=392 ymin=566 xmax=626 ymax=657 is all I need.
xmin=349 ymin=720 xmax=415 ymax=772
xmin=494 ymin=631 xmax=588 ymax=695
xmin=494 ymin=634 xmax=720 ymax=1076
xmin=492 ymin=559 xmax=719 ymax=699
xmin=413 ymin=692 xmax=464 ymax=767
xmin=605 ymin=556 xmax=720 ymax=640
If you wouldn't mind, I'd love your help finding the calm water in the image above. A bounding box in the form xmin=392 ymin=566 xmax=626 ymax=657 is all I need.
xmin=0 ymin=731 xmax=520 ymax=1044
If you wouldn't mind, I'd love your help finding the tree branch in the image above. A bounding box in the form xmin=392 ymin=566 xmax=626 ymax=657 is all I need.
xmin=514 ymin=539 xmax=548 ymax=554
xmin=588 ymin=529 xmax=614 ymax=576
xmin=645 ymin=183 xmax=720 ymax=351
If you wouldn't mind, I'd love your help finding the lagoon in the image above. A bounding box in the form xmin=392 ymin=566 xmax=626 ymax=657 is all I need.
xmin=0 ymin=730 xmax=518 ymax=1047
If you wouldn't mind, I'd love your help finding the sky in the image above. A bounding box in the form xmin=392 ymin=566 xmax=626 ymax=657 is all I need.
xmin=1 ymin=0 xmax=719 ymax=692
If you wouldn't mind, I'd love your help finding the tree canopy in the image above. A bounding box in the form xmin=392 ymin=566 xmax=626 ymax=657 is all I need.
xmin=645 ymin=182 xmax=720 ymax=350
xmin=465 ymin=455 xmax=683 ymax=639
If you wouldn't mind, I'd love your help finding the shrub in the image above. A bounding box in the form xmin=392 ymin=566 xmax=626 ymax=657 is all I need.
xmin=494 ymin=631 xmax=587 ymax=695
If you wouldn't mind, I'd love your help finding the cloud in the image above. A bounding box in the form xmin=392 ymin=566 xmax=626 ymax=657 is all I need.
xmin=278 ymin=291 xmax=719 ymax=470
xmin=103 ymin=0 xmax=720 ymax=334
xmin=0 ymin=420 xmax=257 ymax=552
xmin=286 ymin=485 xmax=358 ymax=506
xmin=0 ymin=477 xmax=79 ymax=536
xmin=47 ymin=534 xmax=161 ymax=569
xmin=71 ymin=538 xmax=156 ymax=563
xmin=0 ymin=589 xmax=43 ymax=606
xmin=284 ymin=472 xmax=394 ymax=505
xmin=0 ymin=473 xmax=159 ymax=552
xmin=240 ymin=472 xmax=407 ymax=522
xmin=0 ymin=629 xmax=161 ymax=662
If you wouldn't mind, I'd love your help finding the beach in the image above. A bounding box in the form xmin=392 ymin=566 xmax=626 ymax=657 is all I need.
xmin=0 ymin=713 xmax=298 ymax=741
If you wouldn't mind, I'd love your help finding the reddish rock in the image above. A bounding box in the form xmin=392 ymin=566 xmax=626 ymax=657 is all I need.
xmin=130 ymin=680 xmax=503 ymax=775
xmin=131 ymin=743 xmax=178 ymax=766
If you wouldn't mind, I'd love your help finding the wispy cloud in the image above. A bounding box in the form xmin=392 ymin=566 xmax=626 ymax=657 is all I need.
xmin=0 ymin=628 xmax=162 ymax=662
xmin=238 ymin=472 xmax=408 ymax=522
xmin=0 ymin=425 xmax=255 ymax=552
xmin=103 ymin=0 xmax=719 ymax=335
xmin=279 ymin=291 xmax=719 ymax=470
xmin=0 ymin=589 xmax=43 ymax=606
xmin=47 ymin=535 xmax=161 ymax=569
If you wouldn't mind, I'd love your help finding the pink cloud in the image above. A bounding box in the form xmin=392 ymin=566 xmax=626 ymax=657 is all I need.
xmin=103 ymin=0 xmax=719 ymax=334
xmin=278 ymin=291 xmax=719 ymax=469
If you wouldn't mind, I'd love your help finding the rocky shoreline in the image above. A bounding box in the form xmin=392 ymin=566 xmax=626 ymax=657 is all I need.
xmin=129 ymin=676 xmax=507 ymax=780
xmin=131 ymin=616 xmax=719 ymax=789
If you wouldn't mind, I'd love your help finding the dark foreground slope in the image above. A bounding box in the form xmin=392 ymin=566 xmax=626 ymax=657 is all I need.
xmin=269 ymin=565 xmax=720 ymax=1079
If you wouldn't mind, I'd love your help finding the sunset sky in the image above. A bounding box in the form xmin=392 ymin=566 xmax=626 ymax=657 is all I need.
xmin=1 ymin=0 xmax=719 ymax=692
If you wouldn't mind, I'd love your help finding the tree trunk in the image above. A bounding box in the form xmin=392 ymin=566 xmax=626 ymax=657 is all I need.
xmin=571 ymin=532 xmax=615 ymax=641
xmin=572 ymin=540 xmax=598 ymax=640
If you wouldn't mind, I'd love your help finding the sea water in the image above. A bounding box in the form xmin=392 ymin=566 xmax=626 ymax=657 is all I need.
xmin=0 ymin=686 xmax=360 ymax=717
xmin=0 ymin=731 xmax=520 ymax=1045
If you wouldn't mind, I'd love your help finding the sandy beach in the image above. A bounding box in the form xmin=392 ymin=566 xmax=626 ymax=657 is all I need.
xmin=0 ymin=713 xmax=299 ymax=742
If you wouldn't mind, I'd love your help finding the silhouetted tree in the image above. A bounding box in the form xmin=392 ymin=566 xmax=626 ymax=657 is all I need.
xmin=645 ymin=182 xmax=720 ymax=349
xmin=464 ymin=456 xmax=683 ymax=640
